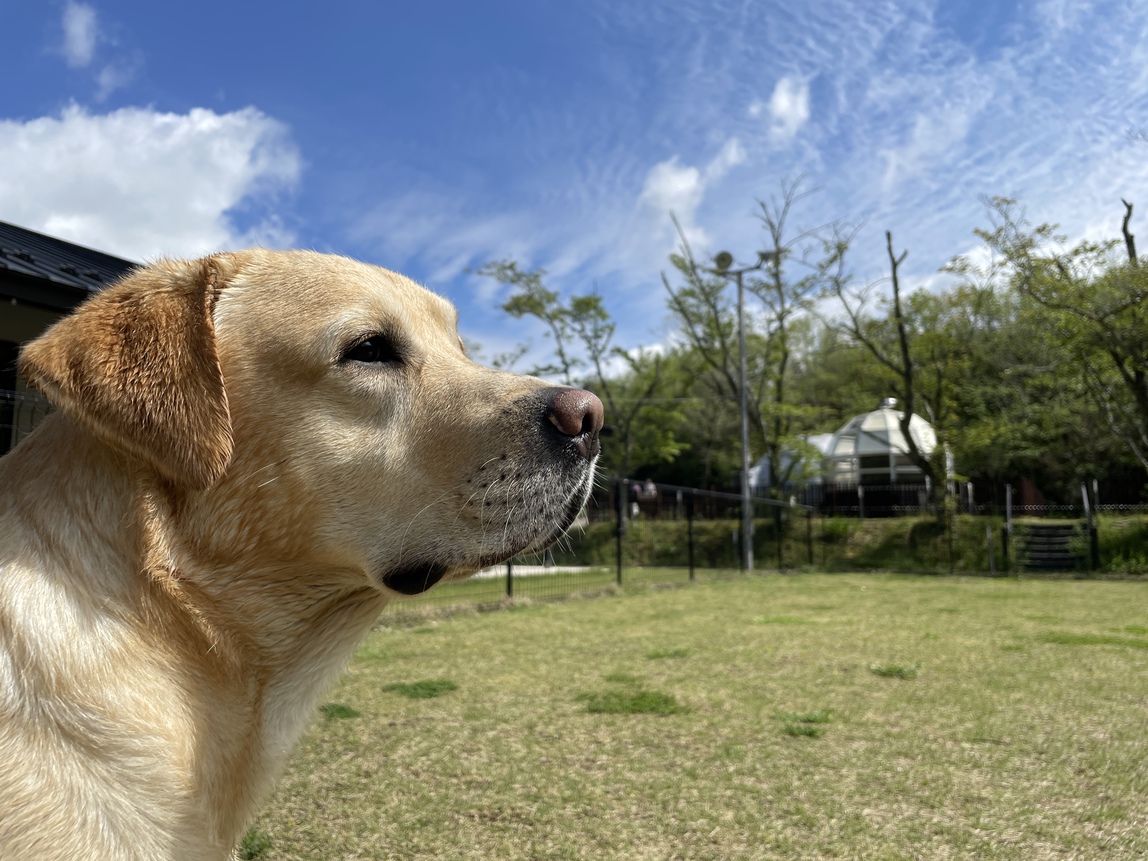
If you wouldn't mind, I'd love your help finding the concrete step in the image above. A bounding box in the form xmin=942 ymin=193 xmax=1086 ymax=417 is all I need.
xmin=1020 ymin=523 xmax=1084 ymax=571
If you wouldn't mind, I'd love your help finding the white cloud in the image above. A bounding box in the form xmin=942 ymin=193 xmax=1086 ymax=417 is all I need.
xmin=704 ymin=138 xmax=747 ymax=182
xmin=767 ymin=76 xmax=810 ymax=141
xmin=636 ymin=138 xmax=747 ymax=251
xmin=640 ymin=157 xmax=704 ymax=228
xmin=94 ymin=60 xmax=135 ymax=101
xmin=56 ymin=3 xmax=136 ymax=99
xmin=61 ymin=2 xmax=98 ymax=68
xmin=0 ymin=105 xmax=302 ymax=261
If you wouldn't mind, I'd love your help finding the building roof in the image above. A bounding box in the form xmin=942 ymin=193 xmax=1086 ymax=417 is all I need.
xmin=0 ymin=220 xmax=137 ymax=311
xmin=828 ymin=398 xmax=937 ymax=459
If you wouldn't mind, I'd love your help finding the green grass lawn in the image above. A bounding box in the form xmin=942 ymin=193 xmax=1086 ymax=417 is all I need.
xmin=247 ymin=574 xmax=1148 ymax=860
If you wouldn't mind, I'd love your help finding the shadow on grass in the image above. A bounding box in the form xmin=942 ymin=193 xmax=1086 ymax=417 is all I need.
xmin=382 ymin=679 xmax=459 ymax=699
xmin=870 ymin=662 xmax=920 ymax=680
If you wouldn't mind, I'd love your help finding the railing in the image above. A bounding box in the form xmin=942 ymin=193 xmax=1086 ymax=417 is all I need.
xmin=0 ymin=389 xmax=53 ymax=454
xmin=379 ymin=472 xmax=1148 ymax=620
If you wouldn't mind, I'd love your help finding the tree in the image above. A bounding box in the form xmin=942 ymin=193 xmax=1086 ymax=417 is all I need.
xmin=662 ymin=178 xmax=840 ymax=495
xmin=474 ymin=260 xmax=683 ymax=479
xmin=968 ymin=197 xmax=1148 ymax=474
xmin=822 ymin=229 xmax=961 ymax=498
xmin=471 ymin=259 xmax=585 ymax=384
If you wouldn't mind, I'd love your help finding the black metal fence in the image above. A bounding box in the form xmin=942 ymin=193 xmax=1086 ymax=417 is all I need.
xmin=383 ymin=478 xmax=815 ymax=620
xmin=1 ymin=392 xmax=1142 ymax=620
xmin=381 ymin=474 xmax=1148 ymax=620
xmin=0 ymin=389 xmax=52 ymax=455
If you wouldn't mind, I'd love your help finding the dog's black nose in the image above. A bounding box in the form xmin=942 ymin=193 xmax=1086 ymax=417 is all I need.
xmin=545 ymin=388 xmax=604 ymax=462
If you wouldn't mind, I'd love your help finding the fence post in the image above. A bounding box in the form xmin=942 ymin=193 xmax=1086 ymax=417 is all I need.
xmin=1082 ymin=482 xmax=1100 ymax=573
xmin=806 ymin=508 xmax=814 ymax=566
xmin=775 ymin=504 xmax=783 ymax=571
xmin=686 ymin=492 xmax=696 ymax=582
xmin=614 ymin=477 xmax=626 ymax=586
xmin=1003 ymin=483 xmax=1012 ymax=573
xmin=986 ymin=525 xmax=995 ymax=576
xmin=1090 ymin=479 xmax=1101 ymax=571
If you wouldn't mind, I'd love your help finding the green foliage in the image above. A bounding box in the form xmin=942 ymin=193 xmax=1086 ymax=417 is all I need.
xmin=471 ymin=258 xmax=595 ymax=384
xmin=237 ymin=828 xmax=272 ymax=860
xmin=382 ymin=679 xmax=458 ymax=699
xmin=1098 ymin=515 xmax=1148 ymax=574
xmin=474 ymin=192 xmax=1148 ymax=490
xmin=948 ymin=197 xmax=1148 ymax=479
xmin=662 ymin=179 xmax=845 ymax=494
xmin=552 ymin=514 xmax=1006 ymax=573
xmin=475 ymin=257 xmax=686 ymax=478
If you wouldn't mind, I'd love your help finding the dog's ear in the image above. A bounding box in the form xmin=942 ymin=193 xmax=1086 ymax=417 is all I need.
xmin=19 ymin=256 xmax=236 ymax=490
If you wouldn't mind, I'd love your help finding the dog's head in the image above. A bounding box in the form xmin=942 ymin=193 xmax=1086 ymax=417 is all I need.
xmin=19 ymin=250 xmax=602 ymax=596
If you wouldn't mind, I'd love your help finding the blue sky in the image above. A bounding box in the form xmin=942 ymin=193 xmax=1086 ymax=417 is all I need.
xmin=4 ymin=0 xmax=1148 ymax=363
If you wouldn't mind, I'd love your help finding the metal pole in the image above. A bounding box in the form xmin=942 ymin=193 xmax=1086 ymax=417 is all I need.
xmin=687 ymin=492 xmax=696 ymax=582
xmin=986 ymin=525 xmax=995 ymax=576
xmin=737 ymin=270 xmax=754 ymax=572
xmin=1004 ymin=483 xmax=1012 ymax=573
xmin=506 ymin=560 xmax=513 ymax=598
xmin=1090 ymin=478 xmax=1101 ymax=570
xmin=775 ymin=505 xmax=783 ymax=571
xmin=614 ymin=477 xmax=625 ymax=586
xmin=806 ymin=508 xmax=813 ymax=566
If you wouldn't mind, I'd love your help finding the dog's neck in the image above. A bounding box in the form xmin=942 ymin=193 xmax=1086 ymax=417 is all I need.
xmin=1 ymin=414 xmax=389 ymax=851
xmin=2 ymin=414 xmax=140 ymax=590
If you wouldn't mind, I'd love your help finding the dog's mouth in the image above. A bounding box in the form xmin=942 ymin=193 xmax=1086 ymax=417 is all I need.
xmin=380 ymin=465 xmax=595 ymax=596
xmin=381 ymin=562 xmax=450 ymax=595
xmin=522 ymin=471 xmax=593 ymax=554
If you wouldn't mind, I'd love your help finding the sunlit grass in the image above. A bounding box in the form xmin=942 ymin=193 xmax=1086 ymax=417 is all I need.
xmin=250 ymin=574 xmax=1148 ymax=860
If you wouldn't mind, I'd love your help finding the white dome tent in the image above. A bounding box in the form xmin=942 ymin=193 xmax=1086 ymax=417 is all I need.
xmin=825 ymin=398 xmax=939 ymax=486
xmin=748 ymin=432 xmax=834 ymax=493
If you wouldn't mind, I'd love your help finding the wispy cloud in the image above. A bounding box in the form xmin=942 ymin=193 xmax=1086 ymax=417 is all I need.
xmin=56 ymin=2 xmax=136 ymax=99
xmin=24 ymin=0 xmax=1148 ymax=363
xmin=61 ymin=1 xmax=98 ymax=68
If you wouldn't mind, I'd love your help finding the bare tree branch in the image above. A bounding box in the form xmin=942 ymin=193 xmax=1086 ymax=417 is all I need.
xmin=1122 ymin=199 xmax=1138 ymax=266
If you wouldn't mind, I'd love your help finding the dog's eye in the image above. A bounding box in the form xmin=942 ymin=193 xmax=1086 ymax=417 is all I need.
xmin=343 ymin=336 xmax=400 ymax=365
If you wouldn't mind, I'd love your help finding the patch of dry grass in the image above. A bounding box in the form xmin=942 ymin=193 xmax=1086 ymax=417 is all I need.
xmin=249 ymin=574 xmax=1148 ymax=859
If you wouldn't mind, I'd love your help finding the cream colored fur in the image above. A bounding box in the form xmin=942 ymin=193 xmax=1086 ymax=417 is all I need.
xmin=0 ymin=250 xmax=601 ymax=860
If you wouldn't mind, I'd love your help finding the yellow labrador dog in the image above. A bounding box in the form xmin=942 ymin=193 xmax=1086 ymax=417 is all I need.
xmin=0 ymin=250 xmax=602 ymax=860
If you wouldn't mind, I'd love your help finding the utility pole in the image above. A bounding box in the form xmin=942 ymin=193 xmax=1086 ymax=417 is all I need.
xmin=713 ymin=249 xmax=777 ymax=572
